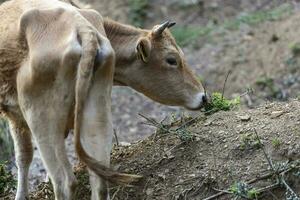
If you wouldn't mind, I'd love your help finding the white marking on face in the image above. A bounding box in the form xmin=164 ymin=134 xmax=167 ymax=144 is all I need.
xmin=186 ymin=92 xmax=206 ymax=110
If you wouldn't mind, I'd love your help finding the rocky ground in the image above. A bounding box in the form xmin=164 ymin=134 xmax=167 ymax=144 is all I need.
xmin=21 ymin=100 xmax=300 ymax=200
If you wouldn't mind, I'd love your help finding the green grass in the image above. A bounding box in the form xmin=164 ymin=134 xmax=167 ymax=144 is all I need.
xmin=129 ymin=0 xmax=148 ymax=28
xmin=172 ymin=3 xmax=293 ymax=47
xmin=0 ymin=119 xmax=13 ymax=161
xmin=289 ymin=42 xmax=300 ymax=56
xmin=0 ymin=162 xmax=16 ymax=198
xmin=224 ymin=4 xmax=292 ymax=30
xmin=255 ymin=76 xmax=281 ymax=99
xmin=171 ymin=26 xmax=213 ymax=47
xmin=204 ymin=92 xmax=240 ymax=114
xmin=272 ymin=138 xmax=281 ymax=148
xmin=240 ymin=133 xmax=261 ymax=150
xmin=229 ymin=182 xmax=259 ymax=199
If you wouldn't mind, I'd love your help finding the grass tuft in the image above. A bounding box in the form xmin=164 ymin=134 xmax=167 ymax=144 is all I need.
xmin=204 ymin=92 xmax=240 ymax=114
xmin=0 ymin=119 xmax=13 ymax=161
xmin=289 ymin=42 xmax=300 ymax=56
xmin=272 ymin=138 xmax=281 ymax=148
xmin=229 ymin=182 xmax=259 ymax=199
xmin=0 ymin=162 xmax=16 ymax=198
xmin=129 ymin=0 xmax=148 ymax=28
xmin=171 ymin=25 xmax=213 ymax=47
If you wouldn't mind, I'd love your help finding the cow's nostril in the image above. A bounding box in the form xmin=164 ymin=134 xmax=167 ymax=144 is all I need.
xmin=202 ymin=95 xmax=207 ymax=104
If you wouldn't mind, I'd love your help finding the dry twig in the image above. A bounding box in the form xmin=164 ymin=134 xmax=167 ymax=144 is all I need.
xmin=221 ymin=70 xmax=232 ymax=100
xmin=113 ymin=129 xmax=119 ymax=146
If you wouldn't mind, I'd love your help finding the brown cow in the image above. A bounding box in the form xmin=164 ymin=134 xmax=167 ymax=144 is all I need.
xmin=0 ymin=0 xmax=207 ymax=199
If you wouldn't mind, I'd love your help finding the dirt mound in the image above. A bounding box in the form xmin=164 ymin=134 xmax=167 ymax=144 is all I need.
xmin=25 ymin=100 xmax=300 ymax=200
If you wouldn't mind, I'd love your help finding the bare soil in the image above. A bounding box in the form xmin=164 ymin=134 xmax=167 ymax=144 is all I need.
xmin=23 ymin=100 xmax=300 ymax=200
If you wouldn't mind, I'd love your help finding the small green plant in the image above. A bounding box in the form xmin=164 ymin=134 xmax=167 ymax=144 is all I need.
xmin=129 ymin=0 xmax=148 ymax=27
xmin=176 ymin=129 xmax=194 ymax=142
xmin=171 ymin=25 xmax=213 ymax=46
xmin=204 ymin=92 xmax=240 ymax=114
xmin=240 ymin=133 xmax=261 ymax=150
xmin=256 ymin=76 xmax=281 ymax=99
xmin=256 ymin=76 xmax=274 ymax=87
xmin=285 ymin=57 xmax=298 ymax=74
xmin=229 ymin=182 xmax=259 ymax=199
xmin=0 ymin=119 xmax=13 ymax=161
xmin=0 ymin=162 xmax=16 ymax=197
xmin=289 ymin=42 xmax=300 ymax=56
xmin=272 ymin=138 xmax=281 ymax=148
xmin=247 ymin=188 xmax=259 ymax=199
xmin=224 ymin=4 xmax=292 ymax=30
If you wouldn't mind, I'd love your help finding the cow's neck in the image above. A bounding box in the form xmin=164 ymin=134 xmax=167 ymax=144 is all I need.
xmin=103 ymin=19 xmax=147 ymax=85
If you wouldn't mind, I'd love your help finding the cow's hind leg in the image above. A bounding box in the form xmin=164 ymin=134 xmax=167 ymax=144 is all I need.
xmin=17 ymin=66 xmax=77 ymax=200
xmin=18 ymin=95 xmax=77 ymax=200
xmin=5 ymin=108 xmax=33 ymax=200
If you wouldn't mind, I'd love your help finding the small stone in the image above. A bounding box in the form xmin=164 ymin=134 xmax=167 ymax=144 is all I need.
xmin=270 ymin=111 xmax=284 ymax=118
xmin=119 ymin=142 xmax=131 ymax=146
xmin=204 ymin=121 xmax=213 ymax=126
xmin=146 ymin=188 xmax=154 ymax=196
xmin=188 ymin=174 xmax=196 ymax=178
xmin=157 ymin=173 xmax=166 ymax=180
xmin=239 ymin=115 xmax=251 ymax=122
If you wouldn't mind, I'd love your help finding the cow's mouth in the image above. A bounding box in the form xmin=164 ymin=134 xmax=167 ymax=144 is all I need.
xmin=185 ymin=92 xmax=209 ymax=111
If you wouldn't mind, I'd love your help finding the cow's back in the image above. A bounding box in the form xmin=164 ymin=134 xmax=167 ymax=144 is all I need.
xmin=0 ymin=0 xmax=79 ymax=106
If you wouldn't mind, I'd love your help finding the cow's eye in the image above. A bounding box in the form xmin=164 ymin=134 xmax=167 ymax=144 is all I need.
xmin=166 ymin=57 xmax=177 ymax=66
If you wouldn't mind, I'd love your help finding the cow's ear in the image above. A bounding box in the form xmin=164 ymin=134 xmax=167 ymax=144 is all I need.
xmin=136 ymin=37 xmax=151 ymax=63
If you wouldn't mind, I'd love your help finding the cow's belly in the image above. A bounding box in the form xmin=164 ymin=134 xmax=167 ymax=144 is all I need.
xmin=0 ymin=35 xmax=25 ymax=108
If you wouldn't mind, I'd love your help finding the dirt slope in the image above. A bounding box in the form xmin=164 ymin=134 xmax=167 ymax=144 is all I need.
xmin=188 ymin=8 xmax=300 ymax=106
xmin=25 ymin=100 xmax=300 ymax=200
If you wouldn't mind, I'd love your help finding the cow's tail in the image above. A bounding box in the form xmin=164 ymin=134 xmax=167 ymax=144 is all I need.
xmin=74 ymin=28 xmax=142 ymax=184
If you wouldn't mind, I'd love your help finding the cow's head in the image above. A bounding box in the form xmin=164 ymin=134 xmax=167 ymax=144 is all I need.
xmin=113 ymin=21 xmax=207 ymax=110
